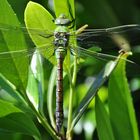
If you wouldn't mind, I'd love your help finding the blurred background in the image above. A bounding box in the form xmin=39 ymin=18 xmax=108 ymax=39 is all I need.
xmin=1 ymin=0 xmax=140 ymax=139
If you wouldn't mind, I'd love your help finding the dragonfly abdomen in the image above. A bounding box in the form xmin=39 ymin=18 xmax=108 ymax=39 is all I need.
xmin=54 ymin=30 xmax=69 ymax=133
xmin=55 ymin=48 xmax=66 ymax=132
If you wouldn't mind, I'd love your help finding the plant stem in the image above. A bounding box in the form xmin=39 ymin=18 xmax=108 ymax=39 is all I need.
xmin=67 ymin=56 xmax=77 ymax=140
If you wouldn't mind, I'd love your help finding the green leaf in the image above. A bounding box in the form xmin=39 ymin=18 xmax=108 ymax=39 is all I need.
xmin=54 ymin=0 xmax=75 ymax=19
xmin=24 ymin=1 xmax=56 ymax=65
xmin=26 ymin=51 xmax=44 ymax=113
xmin=0 ymin=74 xmax=31 ymax=113
xmin=0 ymin=99 xmax=41 ymax=140
xmin=108 ymin=53 xmax=139 ymax=140
xmin=0 ymin=0 xmax=29 ymax=92
xmin=72 ymin=59 xmax=119 ymax=128
xmin=95 ymin=95 xmax=115 ymax=140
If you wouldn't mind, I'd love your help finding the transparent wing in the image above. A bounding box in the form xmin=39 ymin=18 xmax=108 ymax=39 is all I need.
xmin=0 ymin=23 xmax=55 ymax=59
xmin=69 ymin=24 xmax=140 ymax=77
xmin=69 ymin=24 xmax=140 ymax=52
xmin=0 ymin=44 xmax=54 ymax=59
xmin=0 ymin=23 xmax=54 ymax=37
xmin=77 ymin=24 xmax=140 ymax=36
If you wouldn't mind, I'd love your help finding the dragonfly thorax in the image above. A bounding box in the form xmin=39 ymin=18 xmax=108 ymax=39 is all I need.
xmin=54 ymin=24 xmax=70 ymax=47
xmin=54 ymin=26 xmax=70 ymax=59
xmin=54 ymin=31 xmax=69 ymax=47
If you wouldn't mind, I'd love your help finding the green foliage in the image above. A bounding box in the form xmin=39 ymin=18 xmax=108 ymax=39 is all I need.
xmin=108 ymin=53 xmax=139 ymax=140
xmin=0 ymin=99 xmax=40 ymax=140
xmin=95 ymin=53 xmax=139 ymax=140
xmin=0 ymin=0 xmax=29 ymax=92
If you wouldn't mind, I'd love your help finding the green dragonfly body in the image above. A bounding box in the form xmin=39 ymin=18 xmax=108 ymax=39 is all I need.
xmin=53 ymin=14 xmax=71 ymax=132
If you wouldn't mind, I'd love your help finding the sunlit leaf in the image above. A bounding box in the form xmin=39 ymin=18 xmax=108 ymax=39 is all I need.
xmin=108 ymin=53 xmax=139 ymax=140
xmin=24 ymin=1 xmax=56 ymax=65
xmin=0 ymin=0 xmax=29 ymax=92
xmin=26 ymin=51 xmax=44 ymax=113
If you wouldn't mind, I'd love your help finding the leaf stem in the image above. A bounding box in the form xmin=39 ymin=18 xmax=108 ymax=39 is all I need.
xmin=47 ymin=66 xmax=57 ymax=129
xmin=67 ymin=56 xmax=77 ymax=139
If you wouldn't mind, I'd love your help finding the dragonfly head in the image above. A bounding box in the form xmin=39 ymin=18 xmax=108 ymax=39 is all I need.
xmin=54 ymin=14 xmax=71 ymax=26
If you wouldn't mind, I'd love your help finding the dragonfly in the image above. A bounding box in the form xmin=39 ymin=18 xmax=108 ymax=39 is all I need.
xmin=0 ymin=14 xmax=140 ymax=133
